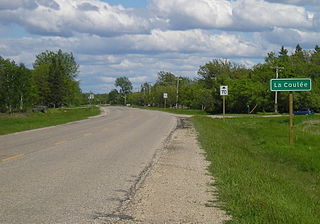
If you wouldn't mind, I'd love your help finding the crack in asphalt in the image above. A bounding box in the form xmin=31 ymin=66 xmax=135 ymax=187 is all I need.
xmin=93 ymin=117 xmax=183 ymax=223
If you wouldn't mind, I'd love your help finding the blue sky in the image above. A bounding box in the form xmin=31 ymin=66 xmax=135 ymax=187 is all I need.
xmin=102 ymin=0 xmax=147 ymax=8
xmin=0 ymin=0 xmax=319 ymax=93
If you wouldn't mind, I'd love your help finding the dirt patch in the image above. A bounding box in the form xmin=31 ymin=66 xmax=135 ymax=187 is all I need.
xmin=97 ymin=119 xmax=230 ymax=223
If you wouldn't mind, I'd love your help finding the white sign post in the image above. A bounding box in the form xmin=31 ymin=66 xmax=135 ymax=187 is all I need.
xmin=88 ymin=94 xmax=94 ymax=105
xmin=220 ymin=86 xmax=228 ymax=116
xmin=220 ymin=86 xmax=228 ymax=96
xmin=163 ymin=93 xmax=168 ymax=108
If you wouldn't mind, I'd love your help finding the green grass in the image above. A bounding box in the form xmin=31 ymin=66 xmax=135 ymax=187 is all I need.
xmin=0 ymin=106 xmax=101 ymax=135
xmin=190 ymin=115 xmax=320 ymax=224
xmin=133 ymin=105 xmax=210 ymax=115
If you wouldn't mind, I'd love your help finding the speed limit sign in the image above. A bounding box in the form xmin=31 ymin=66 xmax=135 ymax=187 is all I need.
xmin=220 ymin=86 xmax=228 ymax=96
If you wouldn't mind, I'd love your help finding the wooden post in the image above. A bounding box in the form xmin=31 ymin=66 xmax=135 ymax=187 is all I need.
xmin=289 ymin=92 xmax=295 ymax=144
xmin=164 ymin=98 xmax=167 ymax=108
xmin=223 ymin=95 xmax=226 ymax=116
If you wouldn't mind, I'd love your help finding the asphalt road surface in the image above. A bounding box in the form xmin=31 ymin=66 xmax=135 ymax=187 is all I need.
xmin=0 ymin=107 xmax=176 ymax=224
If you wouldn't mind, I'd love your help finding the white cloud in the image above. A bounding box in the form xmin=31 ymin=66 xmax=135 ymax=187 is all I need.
xmin=0 ymin=0 xmax=152 ymax=37
xmin=261 ymin=27 xmax=320 ymax=48
xmin=148 ymin=0 xmax=233 ymax=30
xmin=1 ymin=0 xmax=320 ymax=93
xmin=110 ymin=59 xmax=143 ymax=69
xmin=129 ymin=76 xmax=148 ymax=83
xmin=0 ymin=0 xmax=317 ymax=38
xmin=232 ymin=0 xmax=313 ymax=31
xmin=149 ymin=0 xmax=315 ymax=32
xmin=100 ymin=77 xmax=116 ymax=83
xmin=0 ymin=0 xmax=38 ymax=10
xmin=0 ymin=29 xmax=261 ymax=58
xmin=265 ymin=0 xmax=319 ymax=7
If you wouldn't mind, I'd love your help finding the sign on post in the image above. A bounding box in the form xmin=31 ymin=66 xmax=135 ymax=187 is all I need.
xmin=220 ymin=86 xmax=228 ymax=116
xmin=220 ymin=86 xmax=228 ymax=96
xmin=88 ymin=94 xmax=94 ymax=100
xmin=270 ymin=79 xmax=312 ymax=92
xmin=270 ymin=78 xmax=312 ymax=144
xmin=163 ymin=93 xmax=168 ymax=108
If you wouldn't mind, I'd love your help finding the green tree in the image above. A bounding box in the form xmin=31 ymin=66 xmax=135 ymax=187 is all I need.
xmin=33 ymin=49 xmax=79 ymax=78
xmin=156 ymin=71 xmax=176 ymax=85
xmin=47 ymin=57 xmax=67 ymax=107
xmin=115 ymin=76 xmax=133 ymax=105
xmin=33 ymin=49 xmax=80 ymax=107
xmin=0 ymin=57 xmax=33 ymax=112
xmin=108 ymin=89 xmax=120 ymax=105
xmin=191 ymin=84 xmax=214 ymax=111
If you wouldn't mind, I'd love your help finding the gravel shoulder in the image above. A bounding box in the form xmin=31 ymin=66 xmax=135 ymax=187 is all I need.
xmin=98 ymin=118 xmax=230 ymax=223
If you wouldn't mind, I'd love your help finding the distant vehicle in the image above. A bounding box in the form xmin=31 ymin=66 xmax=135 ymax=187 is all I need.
xmin=293 ymin=108 xmax=314 ymax=115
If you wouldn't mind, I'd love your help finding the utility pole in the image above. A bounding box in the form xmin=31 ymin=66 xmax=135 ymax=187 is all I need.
xmin=143 ymin=87 xmax=146 ymax=106
xmin=176 ymin=77 xmax=182 ymax=109
xmin=147 ymin=82 xmax=152 ymax=106
xmin=272 ymin=66 xmax=284 ymax=113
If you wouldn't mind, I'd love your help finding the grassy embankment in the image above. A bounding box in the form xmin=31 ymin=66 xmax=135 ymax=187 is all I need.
xmin=0 ymin=106 xmax=100 ymax=135
xmin=133 ymin=105 xmax=210 ymax=115
xmin=190 ymin=115 xmax=320 ymax=224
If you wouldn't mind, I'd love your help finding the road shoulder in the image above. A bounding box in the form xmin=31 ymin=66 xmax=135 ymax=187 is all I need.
xmin=100 ymin=118 xmax=230 ymax=223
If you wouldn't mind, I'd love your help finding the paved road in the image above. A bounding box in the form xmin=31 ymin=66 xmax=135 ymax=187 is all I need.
xmin=0 ymin=107 xmax=176 ymax=224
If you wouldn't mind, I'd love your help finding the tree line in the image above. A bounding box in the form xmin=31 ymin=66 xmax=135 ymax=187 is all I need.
xmin=1 ymin=45 xmax=319 ymax=114
xmin=107 ymin=45 xmax=320 ymax=113
xmin=0 ymin=50 xmax=84 ymax=113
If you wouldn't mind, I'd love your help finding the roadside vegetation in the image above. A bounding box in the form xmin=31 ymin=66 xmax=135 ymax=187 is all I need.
xmin=105 ymin=45 xmax=320 ymax=114
xmin=2 ymin=45 xmax=320 ymax=115
xmin=0 ymin=107 xmax=100 ymax=135
xmin=191 ymin=115 xmax=320 ymax=224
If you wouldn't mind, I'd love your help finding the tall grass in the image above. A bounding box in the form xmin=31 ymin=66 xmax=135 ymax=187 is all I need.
xmin=190 ymin=115 xmax=320 ymax=224
xmin=0 ymin=107 xmax=100 ymax=135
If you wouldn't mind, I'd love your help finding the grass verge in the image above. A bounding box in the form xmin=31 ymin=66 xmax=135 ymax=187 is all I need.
xmin=133 ymin=105 xmax=210 ymax=115
xmin=190 ymin=115 xmax=320 ymax=224
xmin=0 ymin=106 xmax=100 ymax=135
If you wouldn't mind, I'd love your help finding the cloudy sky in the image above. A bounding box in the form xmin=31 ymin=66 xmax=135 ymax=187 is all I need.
xmin=1 ymin=0 xmax=319 ymax=93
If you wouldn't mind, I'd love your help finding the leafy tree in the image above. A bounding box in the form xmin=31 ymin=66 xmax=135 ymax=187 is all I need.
xmin=32 ymin=63 xmax=50 ymax=105
xmin=295 ymin=44 xmax=303 ymax=54
xmin=265 ymin=51 xmax=277 ymax=66
xmin=115 ymin=76 xmax=133 ymax=105
xmin=115 ymin=77 xmax=133 ymax=95
xmin=48 ymin=57 xmax=66 ymax=107
xmin=16 ymin=64 xmax=33 ymax=111
xmin=108 ymin=89 xmax=120 ymax=105
xmin=191 ymin=84 xmax=214 ymax=111
xmin=0 ymin=57 xmax=33 ymax=112
xmin=156 ymin=71 xmax=176 ymax=85
xmin=127 ymin=44 xmax=320 ymax=113
xmin=33 ymin=49 xmax=78 ymax=78
xmin=278 ymin=46 xmax=289 ymax=66
xmin=33 ymin=49 xmax=80 ymax=107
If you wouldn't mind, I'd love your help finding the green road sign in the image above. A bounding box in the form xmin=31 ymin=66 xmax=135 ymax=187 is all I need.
xmin=270 ymin=78 xmax=312 ymax=91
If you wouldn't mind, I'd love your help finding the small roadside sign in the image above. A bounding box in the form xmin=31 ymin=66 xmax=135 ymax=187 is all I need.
xmin=270 ymin=78 xmax=312 ymax=92
xmin=163 ymin=93 xmax=168 ymax=99
xmin=220 ymin=86 xmax=228 ymax=96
